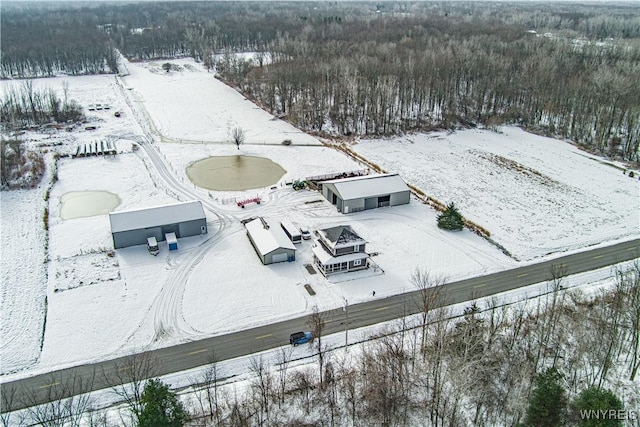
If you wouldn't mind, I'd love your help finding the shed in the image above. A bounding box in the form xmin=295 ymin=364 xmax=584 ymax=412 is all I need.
xmin=109 ymin=200 xmax=207 ymax=249
xmin=245 ymin=217 xmax=296 ymax=265
xmin=319 ymin=173 xmax=410 ymax=214
xmin=166 ymin=232 xmax=178 ymax=250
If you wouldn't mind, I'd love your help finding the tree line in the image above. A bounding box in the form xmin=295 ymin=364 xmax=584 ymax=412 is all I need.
xmin=1 ymin=81 xmax=83 ymax=129
xmin=2 ymin=2 xmax=638 ymax=159
xmin=2 ymin=263 xmax=637 ymax=426
xmin=225 ymin=9 xmax=639 ymax=160
xmin=1 ymin=4 xmax=117 ymax=77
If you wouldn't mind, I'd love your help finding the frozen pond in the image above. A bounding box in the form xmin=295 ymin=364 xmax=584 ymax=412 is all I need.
xmin=59 ymin=191 xmax=121 ymax=220
xmin=186 ymin=155 xmax=286 ymax=191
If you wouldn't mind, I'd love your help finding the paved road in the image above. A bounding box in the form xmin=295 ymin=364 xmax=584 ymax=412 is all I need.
xmin=1 ymin=238 xmax=638 ymax=413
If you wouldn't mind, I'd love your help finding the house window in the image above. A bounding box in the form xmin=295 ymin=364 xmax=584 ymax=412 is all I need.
xmin=354 ymin=245 xmax=360 ymax=252
xmin=353 ymin=259 xmax=362 ymax=266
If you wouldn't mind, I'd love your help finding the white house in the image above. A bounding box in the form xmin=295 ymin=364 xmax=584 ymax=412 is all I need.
xmin=312 ymin=225 xmax=369 ymax=276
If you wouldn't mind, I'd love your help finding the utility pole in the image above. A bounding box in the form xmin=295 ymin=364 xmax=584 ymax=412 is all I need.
xmin=343 ymin=297 xmax=349 ymax=350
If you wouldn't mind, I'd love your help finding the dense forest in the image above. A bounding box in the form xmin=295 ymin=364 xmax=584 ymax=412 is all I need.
xmin=1 ymin=1 xmax=639 ymax=160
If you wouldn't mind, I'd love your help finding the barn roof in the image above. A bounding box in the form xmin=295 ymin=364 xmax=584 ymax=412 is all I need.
xmin=320 ymin=173 xmax=409 ymax=200
xmin=246 ymin=217 xmax=296 ymax=256
xmin=109 ymin=201 xmax=205 ymax=233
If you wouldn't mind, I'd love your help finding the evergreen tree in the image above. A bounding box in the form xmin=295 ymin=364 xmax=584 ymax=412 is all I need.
xmin=437 ymin=202 xmax=465 ymax=231
xmin=572 ymin=386 xmax=624 ymax=427
xmin=138 ymin=379 xmax=188 ymax=427
xmin=525 ymin=367 xmax=567 ymax=427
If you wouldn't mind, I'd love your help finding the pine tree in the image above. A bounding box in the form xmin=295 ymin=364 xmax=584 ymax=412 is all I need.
xmin=525 ymin=367 xmax=567 ymax=427
xmin=572 ymin=386 xmax=624 ymax=427
xmin=138 ymin=379 xmax=188 ymax=427
xmin=437 ymin=202 xmax=465 ymax=231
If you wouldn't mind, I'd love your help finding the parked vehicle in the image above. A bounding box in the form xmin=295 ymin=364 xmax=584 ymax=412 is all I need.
xmin=289 ymin=331 xmax=312 ymax=346
xmin=300 ymin=227 xmax=311 ymax=240
xmin=147 ymin=237 xmax=159 ymax=256
xmin=281 ymin=220 xmax=302 ymax=244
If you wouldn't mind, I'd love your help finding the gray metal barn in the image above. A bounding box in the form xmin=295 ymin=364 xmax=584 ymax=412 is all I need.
xmin=245 ymin=217 xmax=296 ymax=265
xmin=109 ymin=201 xmax=207 ymax=249
xmin=320 ymin=173 xmax=411 ymax=214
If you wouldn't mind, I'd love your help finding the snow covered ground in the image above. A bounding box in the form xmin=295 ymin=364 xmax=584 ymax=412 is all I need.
xmin=351 ymin=129 xmax=640 ymax=261
xmin=1 ymin=57 xmax=638 ymax=381
xmin=123 ymin=58 xmax=319 ymax=146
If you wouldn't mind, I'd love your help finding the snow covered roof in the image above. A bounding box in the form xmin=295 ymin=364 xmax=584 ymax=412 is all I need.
xmin=246 ymin=217 xmax=296 ymax=256
xmin=312 ymin=245 xmax=369 ymax=265
xmin=320 ymin=173 xmax=409 ymax=200
xmin=109 ymin=201 xmax=205 ymax=233
xmin=317 ymin=225 xmax=367 ymax=250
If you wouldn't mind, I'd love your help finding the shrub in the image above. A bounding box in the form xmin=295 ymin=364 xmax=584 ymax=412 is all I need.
xmin=525 ymin=367 xmax=567 ymax=427
xmin=571 ymin=386 xmax=624 ymax=427
xmin=437 ymin=202 xmax=464 ymax=231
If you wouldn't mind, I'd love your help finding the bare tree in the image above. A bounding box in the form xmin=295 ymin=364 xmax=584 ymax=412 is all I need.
xmin=106 ymin=352 xmax=159 ymax=425
xmin=410 ymin=268 xmax=444 ymax=356
xmin=338 ymin=359 xmax=359 ymax=425
xmin=0 ymin=384 xmax=23 ymax=427
xmin=307 ymin=305 xmax=327 ymax=383
xmin=21 ymin=372 xmax=95 ymax=427
xmin=291 ymin=368 xmax=314 ymax=416
xmin=623 ymin=262 xmax=640 ymax=380
xmin=274 ymin=346 xmax=293 ymax=406
xmin=361 ymin=330 xmax=412 ymax=426
xmin=249 ymin=355 xmax=274 ymax=425
xmin=231 ymin=126 xmax=245 ymax=150
xmin=191 ymin=351 xmax=223 ymax=425
xmin=343 ymin=297 xmax=350 ymax=349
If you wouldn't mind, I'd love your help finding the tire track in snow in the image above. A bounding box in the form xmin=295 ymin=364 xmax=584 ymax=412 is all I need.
xmin=111 ymin=77 xmax=240 ymax=349
xmin=151 ymin=224 xmax=244 ymax=342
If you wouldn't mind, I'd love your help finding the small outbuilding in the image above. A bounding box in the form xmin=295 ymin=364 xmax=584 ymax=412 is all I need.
xmin=166 ymin=232 xmax=178 ymax=251
xmin=109 ymin=200 xmax=207 ymax=249
xmin=319 ymin=173 xmax=410 ymax=214
xmin=245 ymin=217 xmax=296 ymax=265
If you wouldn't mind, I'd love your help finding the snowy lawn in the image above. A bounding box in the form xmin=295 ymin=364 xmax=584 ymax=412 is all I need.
xmin=351 ymin=128 xmax=640 ymax=261
xmin=123 ymin=58 xmax=321 ymax=146
xmin=0 ymin=188 xmax=49 ymax=374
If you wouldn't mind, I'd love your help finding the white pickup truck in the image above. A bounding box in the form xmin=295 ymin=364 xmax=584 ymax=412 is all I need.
xmin=147 ymin=237 xmax=159 ymax=256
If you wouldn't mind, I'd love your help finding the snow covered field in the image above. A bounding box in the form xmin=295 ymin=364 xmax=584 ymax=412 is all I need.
xmin=124 ymin=58 xmax=320 ymax=146
xmin=1 ymin=57 xmax=638 ymax=380
xmin=352 ymin=129 xmax=640 ymax=261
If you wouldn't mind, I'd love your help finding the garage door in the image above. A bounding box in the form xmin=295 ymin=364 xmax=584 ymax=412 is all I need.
xmin=272 ymin=252 xmax=289 ymax=263
xmin=365 ymin=197 xmax=377 ymax=210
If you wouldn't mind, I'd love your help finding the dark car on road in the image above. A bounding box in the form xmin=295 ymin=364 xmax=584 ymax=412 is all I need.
xmin=289 ymin=331 xmax=312 ymax=346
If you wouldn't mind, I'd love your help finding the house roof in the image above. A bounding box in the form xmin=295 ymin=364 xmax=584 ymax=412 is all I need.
xmin=320 ymin=173 xmax=409 ymax=201
xmin=109 ymin=201 xmax=205 ymax=233
xmin=246 ymin=217 xmax=296 ymax=256
xmin=317 ymin=225 xmax=367 ymax=250
xmin=312 ymin=245 xmax=369 ymax=265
